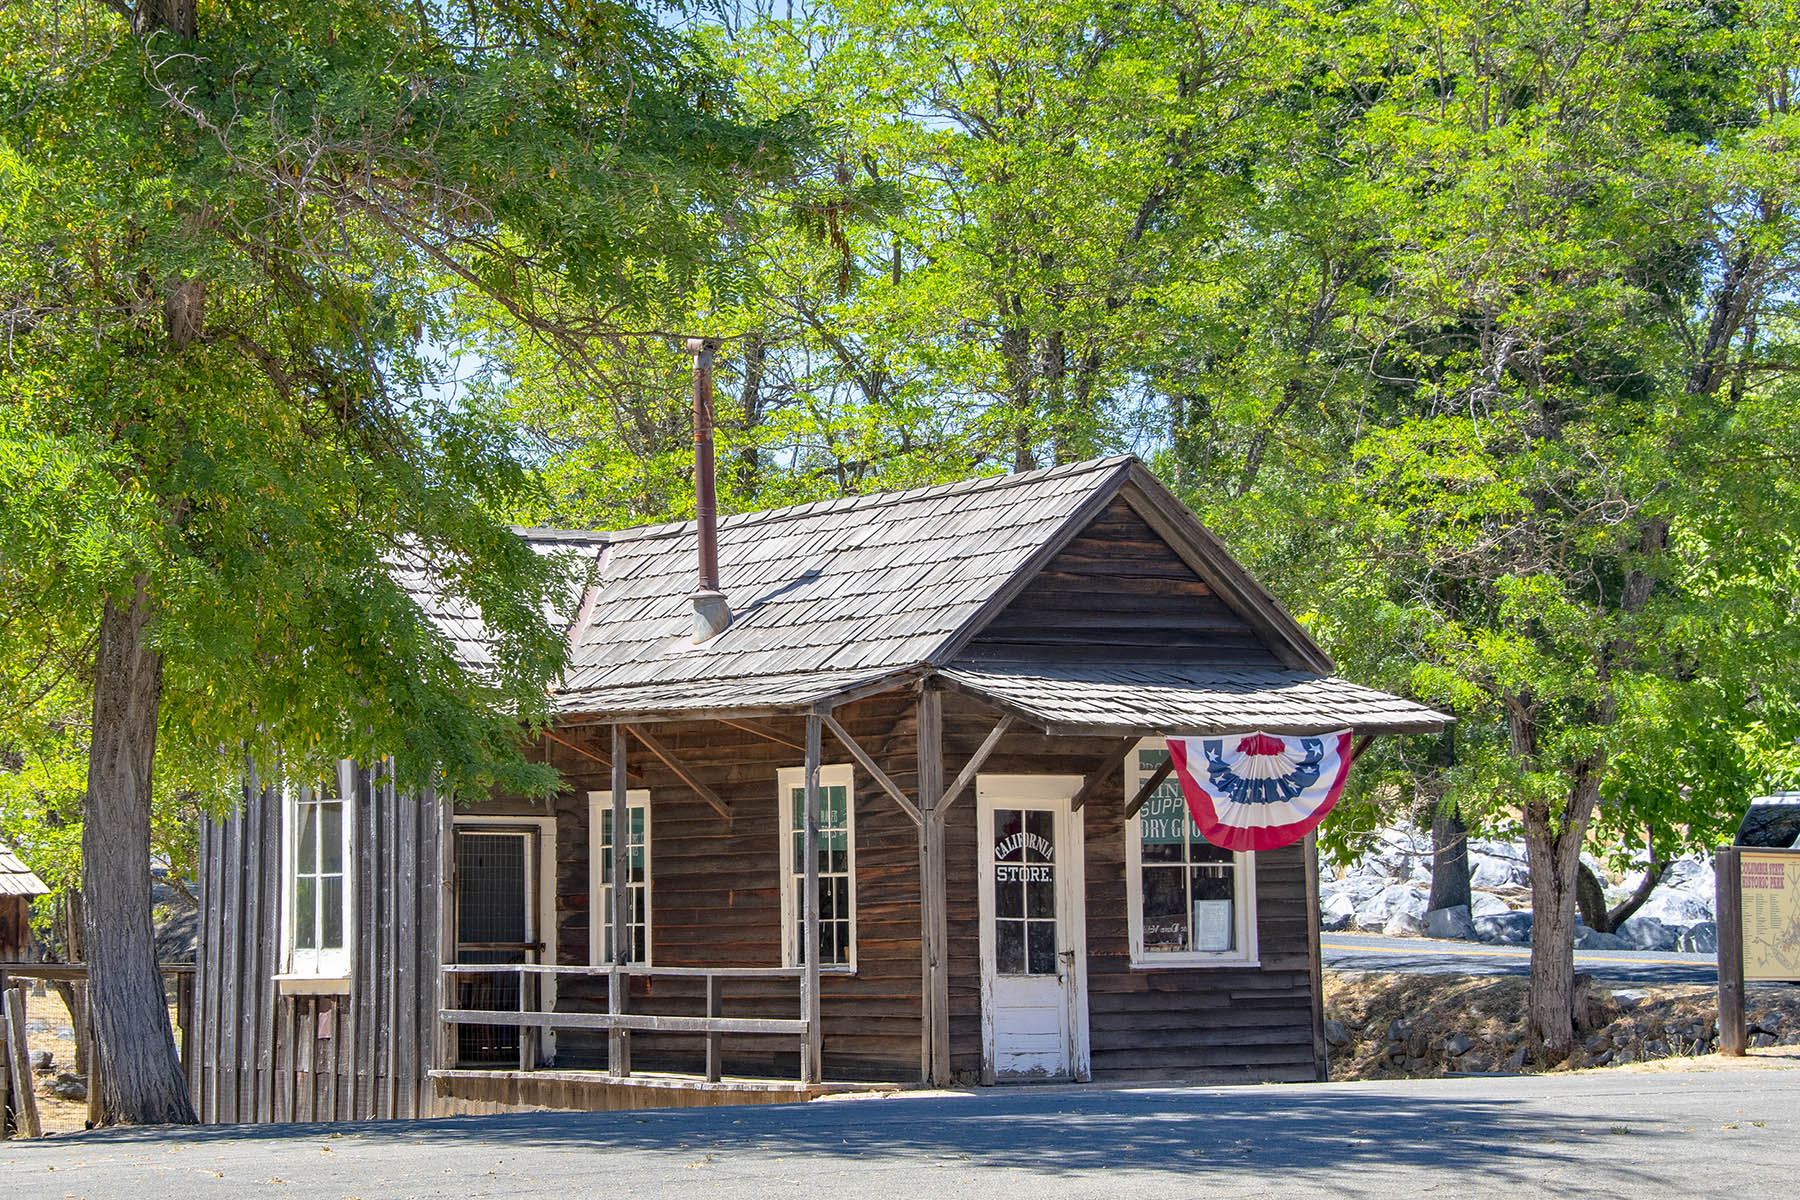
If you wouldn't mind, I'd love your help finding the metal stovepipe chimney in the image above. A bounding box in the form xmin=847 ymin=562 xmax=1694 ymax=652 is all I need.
xmin=687 ymin=336 xmax=731 ymax=640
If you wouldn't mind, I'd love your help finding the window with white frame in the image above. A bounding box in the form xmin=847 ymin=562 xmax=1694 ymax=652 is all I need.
xmin=1126 ymin=740 xmax=1257 ymax=966
xmin=284 ymin=771 xmax=353 ymax=980
xmin=587 ymin=791 xmax=651 ymax=964
xmin=777 ymin=764 xmax=855 ymax=969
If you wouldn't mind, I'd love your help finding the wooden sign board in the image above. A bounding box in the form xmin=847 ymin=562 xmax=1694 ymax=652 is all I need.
xmin=1716 ymin=845 xmax=1800 ymax=1056
xmin=1741 ymin=850 xmax=1800 ymax=982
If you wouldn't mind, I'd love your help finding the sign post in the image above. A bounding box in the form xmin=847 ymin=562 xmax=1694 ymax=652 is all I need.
xmin=1715 ymin=846 xmax=1744 ymax=1056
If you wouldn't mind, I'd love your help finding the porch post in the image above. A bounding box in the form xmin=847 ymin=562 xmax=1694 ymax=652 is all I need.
xmin=801 ymin=713 xmax=823 ymax=1083
xmin=916 ymin=690 xmax=950 ymax=1085
xmin=610 ymin=724 xmax=631 ymax=1076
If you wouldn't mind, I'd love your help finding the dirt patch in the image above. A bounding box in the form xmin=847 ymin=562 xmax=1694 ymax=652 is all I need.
xmin=1325 ymin=970 xmax=1800 ymax=1079
xmin=7 ymin=987 xmax=186 ymax=1135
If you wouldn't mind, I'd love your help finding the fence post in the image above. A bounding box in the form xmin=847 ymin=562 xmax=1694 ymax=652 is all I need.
xmin=3 ymin=985 xmax=41 ymax=1138
xmin=705 ymin=974 xmax=722 ymax=1083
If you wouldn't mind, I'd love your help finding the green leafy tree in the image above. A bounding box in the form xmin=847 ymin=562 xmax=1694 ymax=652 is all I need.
xmin=1174 ymin=0 xmax=1800 ymax=1056
xmin=0 ymin=0 xmax=801 ymax=1122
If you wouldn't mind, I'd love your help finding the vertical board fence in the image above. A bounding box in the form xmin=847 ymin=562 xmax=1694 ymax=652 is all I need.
xmin=192 ymin=764 xmax=444 ymax=1122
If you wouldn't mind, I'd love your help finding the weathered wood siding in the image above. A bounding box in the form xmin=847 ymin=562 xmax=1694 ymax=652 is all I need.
xmin=540 ymin=689 xmax=1320 ymax=1087
xmin=964 ymin=495 xmax=1279 ymax=667
xmin=539 ymin=692 xmax=927 ymax=1082
xmin=931 ymin=695 xmax=1319 ymax=1084
xmin=192 ymin=764 xmax=444 ymax=1122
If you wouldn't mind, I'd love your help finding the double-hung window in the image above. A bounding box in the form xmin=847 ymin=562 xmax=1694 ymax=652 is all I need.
xmin=283 ymin=766 xmax=354 ymax=983
xmin=1126 ymin=740 xmax=1257 ymax=966
xmin=588 ymin=791 xmax=651 ymax=964
xmin=777 ymin=764 xmax=855 ymax=970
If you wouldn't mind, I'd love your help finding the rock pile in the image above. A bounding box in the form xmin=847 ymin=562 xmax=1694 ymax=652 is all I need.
xmin=1319 ymin=826 xmax=1719 ymax=949
xmin=1326 ymin=972 xmax=1800 ymax=1080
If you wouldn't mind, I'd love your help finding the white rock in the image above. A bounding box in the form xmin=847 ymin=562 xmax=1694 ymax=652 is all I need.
xmin=1616 ymin=915 xmax=1680 ymax=951
xmin=1471 ymin=891 xmax=1512 ymax=918
xmin=1320 ymin=891 xmax=1356 ymax=931
xmin=1384 ymin=906 xmax=1429 ymax=937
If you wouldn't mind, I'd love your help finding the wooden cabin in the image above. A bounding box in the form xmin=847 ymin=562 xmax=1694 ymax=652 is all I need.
xmin=0 ymin=840 xmax=48 ymax=962
xmin=188 ymin=455 xmax=1446 ymax=1122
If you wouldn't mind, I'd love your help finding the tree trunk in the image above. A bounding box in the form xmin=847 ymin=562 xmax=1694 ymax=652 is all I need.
xmin=1576 ymin=861 xmax=1609 ymax=933
xmin=1522 ymin=760 xmax=1604 ymax=1060
xmin=1428 ymin=804 xmax=1471 ymax=914
xmin=1523 ymin=824 xmax=1580 ymax=1059
xmin=1605 ymin=850 xmax=1669 ymax=933
xmin=81 ymin=578 xmax=195 ymax=1125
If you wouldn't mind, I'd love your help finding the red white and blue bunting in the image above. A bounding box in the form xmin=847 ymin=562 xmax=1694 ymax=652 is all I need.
xmin=1165 ymin=730 xmax=1356 ymax=853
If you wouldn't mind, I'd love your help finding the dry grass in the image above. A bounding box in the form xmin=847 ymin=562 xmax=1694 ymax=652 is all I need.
xmin=1325 ymin=970 xmax=1800 ymax=1079
xmin=11 ymin=988 xmax=187 ymax=1135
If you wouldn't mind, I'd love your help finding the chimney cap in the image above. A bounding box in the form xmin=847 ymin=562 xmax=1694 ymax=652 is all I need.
xmin=686 ymin=336 xmax=723 ymax=354
xmin=691 ymin=588 xmax=731 ymax=642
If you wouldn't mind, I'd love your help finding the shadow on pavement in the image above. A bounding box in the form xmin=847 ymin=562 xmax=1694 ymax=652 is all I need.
xmin=38 ymin=1083 xmax=1686 ymax=1190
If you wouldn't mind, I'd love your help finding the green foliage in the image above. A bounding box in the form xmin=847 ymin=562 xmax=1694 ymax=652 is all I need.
xmin=0 ymin=2 xmax=803 ymax=856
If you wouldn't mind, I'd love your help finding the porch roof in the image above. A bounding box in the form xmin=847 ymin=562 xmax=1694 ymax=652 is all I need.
xmin=551 ymin=667 xmax=916 ymax=720
xmin=933 ymin=661 xmax=1448 ymax=737
xmin=0 ymin=840 xmax=49 ymax=897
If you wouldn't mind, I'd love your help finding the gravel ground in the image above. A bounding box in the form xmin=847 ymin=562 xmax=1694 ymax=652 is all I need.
xmin=3 ymin=1056 xmax=1797 ymax=1199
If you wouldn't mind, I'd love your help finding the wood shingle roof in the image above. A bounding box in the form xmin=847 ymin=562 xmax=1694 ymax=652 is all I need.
xmin=0 ymin=840 xmax=49 ymax=897
xmin=407 ymin=456 xmax=1448 ymax=735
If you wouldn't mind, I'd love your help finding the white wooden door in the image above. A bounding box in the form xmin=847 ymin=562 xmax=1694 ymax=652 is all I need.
xmin=977 ymin=776 xmax=1090 ymax=1083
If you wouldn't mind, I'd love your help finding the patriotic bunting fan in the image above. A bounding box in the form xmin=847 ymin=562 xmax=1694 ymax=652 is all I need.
xmin=1165 ymin=730 xmax=1355 ymax=853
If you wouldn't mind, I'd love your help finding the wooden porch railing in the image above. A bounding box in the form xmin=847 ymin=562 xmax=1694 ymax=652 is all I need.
xmin=439 ymin=963 xmax=808 ymax=1084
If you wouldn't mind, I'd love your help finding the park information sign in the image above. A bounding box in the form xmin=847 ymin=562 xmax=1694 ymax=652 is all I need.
xmin=1715 ymin=844 xmax=1800 ymax=1056
xmin=1740 ymin=851 xmax=1800 ymax=982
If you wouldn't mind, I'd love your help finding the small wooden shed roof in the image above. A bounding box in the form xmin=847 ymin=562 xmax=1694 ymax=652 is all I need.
xmin=410 ymin=456 xmax=1448 ymax=736
xmin=0 ymin=840 xmax=49 ymax=898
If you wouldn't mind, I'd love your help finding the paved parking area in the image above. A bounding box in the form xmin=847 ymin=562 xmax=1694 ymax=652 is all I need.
xmin=4 ymin=1061 xmax=1795 ymax=1199
xmin=1323 ymin=932 xmax=1721 ymax=984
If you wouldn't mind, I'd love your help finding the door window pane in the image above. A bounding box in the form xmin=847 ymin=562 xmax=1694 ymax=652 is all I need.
xmin=993 ymin=807 xmax=1058 ymax=976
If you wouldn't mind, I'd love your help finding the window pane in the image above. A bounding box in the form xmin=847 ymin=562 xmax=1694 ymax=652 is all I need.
xmin=993 ymin=809 xmax=1024 ymax=860
xmin=1026 ymin=873 xmax=1055 ymax=919
xmin=1141 ymin=865 xmax=1188 ymax=951
xmin=321 ymin=877 xmax=344 ymax=949
xmin=1024 ymin=810 xmax=1053 ymax=861
xmin=321 ymin=803 xmax=343 ymax=874
xmin=1027 ymin=920 xmax=1057 ymax=974
xmin=1191 ymin=862 xmax=1235 ymax=901
xmin=996 ymin=873 xmax=1024 ymax=918
xmin=791 ymin=788 xmax=805 ymax=832
xmin=629 ymin=808 xmax=643 ymax=842
xmin=996 ymin=919 xmax=1025 ymax=974
xmin=298 ymin=803 xmax=318 ymax=873
xmin=296 ymin=877 xmax=316 ymax=949
xmin=1190 ymin=835 xmax=1233 ymax=864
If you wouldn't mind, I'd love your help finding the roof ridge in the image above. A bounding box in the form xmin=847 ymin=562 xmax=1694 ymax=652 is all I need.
xmin=556 ymin=454 xmax=1138 ymax=548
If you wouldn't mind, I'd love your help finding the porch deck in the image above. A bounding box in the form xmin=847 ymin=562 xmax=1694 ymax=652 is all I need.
xmin=430 ymin=1068 xmax=908 ymax=1115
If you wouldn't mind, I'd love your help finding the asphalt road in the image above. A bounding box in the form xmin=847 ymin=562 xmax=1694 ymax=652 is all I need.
xmin=1323 ymin=931 xmax=1723 ymax=985
xmin=5 ymin=1063 xmax=1798 ymax=1200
